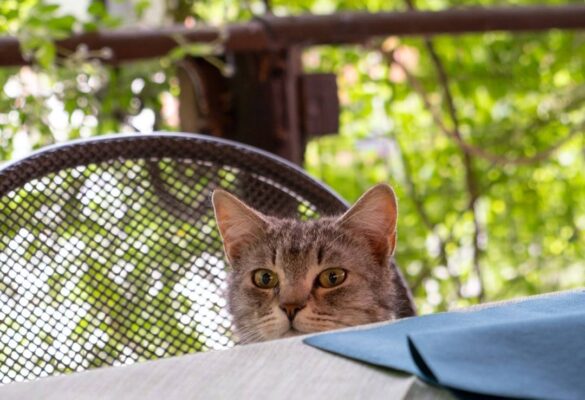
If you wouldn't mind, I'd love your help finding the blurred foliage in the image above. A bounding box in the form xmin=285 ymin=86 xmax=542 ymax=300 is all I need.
xmin=1 ymin=0 xmax=584 ymax=321
xmin=0 ymin=157 xmax=231 ymax=382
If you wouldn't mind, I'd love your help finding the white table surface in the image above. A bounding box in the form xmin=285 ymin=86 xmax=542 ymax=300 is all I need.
xmin=0 ymin=327 xmax=452 ymax=400
xmin=3 ymin=290 xmax=580 ymax=399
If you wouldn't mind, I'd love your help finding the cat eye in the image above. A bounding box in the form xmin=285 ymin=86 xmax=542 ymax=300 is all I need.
xmin=252 ymin=269 xmax=279 ymax=289
xmin=317 ymin=268 xmax=347 ymax=288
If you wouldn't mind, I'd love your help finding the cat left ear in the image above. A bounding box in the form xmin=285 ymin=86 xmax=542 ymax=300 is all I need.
xmin=212 ymin=189 xmax=268 ymax=264
xmin=336 ymin=184 xmax=398 ymax=264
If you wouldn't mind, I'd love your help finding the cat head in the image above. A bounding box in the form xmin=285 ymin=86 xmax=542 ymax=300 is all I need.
xmin=212 ymin=184 xmax=413 ymax=344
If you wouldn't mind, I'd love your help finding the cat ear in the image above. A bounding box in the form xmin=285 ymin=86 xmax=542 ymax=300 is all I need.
xmin=212 ymin=189 xmax=268 ymax=264
xmin=336 ymin=184 xmax=398 ymax=263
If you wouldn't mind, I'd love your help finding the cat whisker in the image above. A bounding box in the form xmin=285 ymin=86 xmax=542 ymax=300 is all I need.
xmin=254 ymin=315 xmax=277 ymax=324
xmin=237 ymin=329 xmax=265 ymax=344
xmin=260 ymin=322 xmax=281 ymax=331
xmin=257 ymin=323 xmax=292 ymax=341
xmin=313 ymin=311 xmax=334 ymax=317
xmin=305 ymin=317 xmax=351 ymax=327
xmin=237 ymin=326 xmax=271 ymax=342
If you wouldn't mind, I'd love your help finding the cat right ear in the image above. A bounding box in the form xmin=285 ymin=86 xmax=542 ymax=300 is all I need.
xmin=336 ymin=184 xmax=398 ymax=264
xmin=212 ymin=189 xmax=268 ymax=264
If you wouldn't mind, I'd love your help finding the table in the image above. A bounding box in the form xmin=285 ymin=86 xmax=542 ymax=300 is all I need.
xmin=5 ymin=290 xmax=579 ymax=399
xmin=0 ymin=324 xmax=452 ymax=400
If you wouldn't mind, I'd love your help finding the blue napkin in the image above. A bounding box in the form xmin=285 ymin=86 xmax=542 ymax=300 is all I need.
xmin=304 ymin=291 xmax=585 ymax=400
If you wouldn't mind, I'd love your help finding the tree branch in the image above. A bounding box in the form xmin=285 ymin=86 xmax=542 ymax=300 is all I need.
xmin=417 ymin=35 xmax=485 ymax=302
xmin=387 ymin=54 xmax=583 ymax=167
xmin=390 ymin=1 xmax=485 ymax=300
xmin=391 ymin=131 xmax=462 ymax=295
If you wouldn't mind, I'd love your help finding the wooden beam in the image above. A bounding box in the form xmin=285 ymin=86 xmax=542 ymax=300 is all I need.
xmin=226 ymin=49 xmax=304 ymax=164
xmin=1 ymin=5 xmax=585 ymax=66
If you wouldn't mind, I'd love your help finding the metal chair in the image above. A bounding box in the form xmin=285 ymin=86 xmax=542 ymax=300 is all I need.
xmin=0 ymin=133 xmax=350 ymax=384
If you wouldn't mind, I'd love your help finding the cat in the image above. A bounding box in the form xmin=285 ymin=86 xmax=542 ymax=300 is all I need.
xmin=212 ymin=183 xmax=416 ymax=344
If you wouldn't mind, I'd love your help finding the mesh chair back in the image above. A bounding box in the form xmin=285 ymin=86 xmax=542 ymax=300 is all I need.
xmin=0 ymin=133 xmax=347 ymax=384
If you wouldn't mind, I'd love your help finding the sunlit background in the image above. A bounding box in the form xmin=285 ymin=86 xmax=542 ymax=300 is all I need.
xmin=1 ymin=0 xmax=584 ymax=318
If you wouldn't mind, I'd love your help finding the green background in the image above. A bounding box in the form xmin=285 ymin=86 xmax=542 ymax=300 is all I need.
xmin=1 ymin=0 xmax=584 ymax=318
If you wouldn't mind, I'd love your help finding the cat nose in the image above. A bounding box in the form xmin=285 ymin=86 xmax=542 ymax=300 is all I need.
xmin=280 ymin=303 xmax=305 ymax=321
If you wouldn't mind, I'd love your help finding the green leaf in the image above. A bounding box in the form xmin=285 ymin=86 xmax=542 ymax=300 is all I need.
xmin=48 ymin=15 xmax=76 ymax=31
xmin=35 ymin=42 xmax=56 ymax=67
xmin=37 ymin=4 xmax=61 ymax=14
xmin=87 ymin=1 xmax=106 ymax=17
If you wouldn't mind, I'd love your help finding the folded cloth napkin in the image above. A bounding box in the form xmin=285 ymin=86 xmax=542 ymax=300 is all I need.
xmin=304 ymin=290 xmax=585 ymax=400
